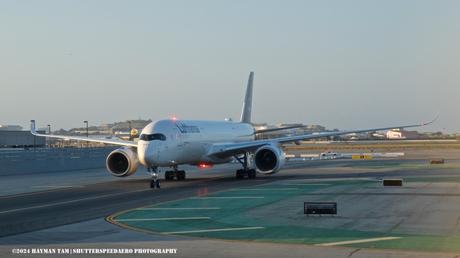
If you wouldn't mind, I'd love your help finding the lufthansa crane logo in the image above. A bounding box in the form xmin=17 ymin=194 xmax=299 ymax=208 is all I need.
xmin=175 ymin=122 xmax=200 ymax=134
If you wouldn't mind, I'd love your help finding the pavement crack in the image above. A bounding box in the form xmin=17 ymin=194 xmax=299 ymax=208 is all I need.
xmin=388 ymin=218 xmax=405 ymax=233
xmin=347 ymin=248 xmax=361 ymax=258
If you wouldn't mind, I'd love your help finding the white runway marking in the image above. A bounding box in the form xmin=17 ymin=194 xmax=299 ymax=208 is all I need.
xmin=31 ymin=185 xmax=83 ymax=189
xmin=0 ymin=189 xmax=149 ymax=215
xmin=284 ymin=183 xmax=331 ymax=186
xmin=165 ymin=226 xmax=265 ymax=234
xmin=231 ymin=188 xmax=299 ymax=191
xmin=315 ymin=236 xmax=401 ymax=246
xmin=115 ymin=217 xmax=210 ymax=221
xmin=190 ymin=196 xmax=264 ymax=199
xmin=137 ymin=207 xmax=221 ymax=210
xmin=289 ymin=177 xmax=374 ymax=183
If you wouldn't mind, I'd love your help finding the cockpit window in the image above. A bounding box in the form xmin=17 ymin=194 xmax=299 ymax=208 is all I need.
xmin=139 ymin=133 xmax=166 ymax=141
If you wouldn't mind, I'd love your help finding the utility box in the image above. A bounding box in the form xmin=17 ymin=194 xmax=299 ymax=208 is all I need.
xmin=383 ymin=179 xmax=403 ymax=187
xmin=304 ymin=202 xmax=337 ymax=215
xmin=351 ymin=154 xmax=373 ymax=160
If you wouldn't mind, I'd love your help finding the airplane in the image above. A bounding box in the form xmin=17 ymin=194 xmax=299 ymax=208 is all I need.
xmin=30 ymin=72 xmax=436 ymax=188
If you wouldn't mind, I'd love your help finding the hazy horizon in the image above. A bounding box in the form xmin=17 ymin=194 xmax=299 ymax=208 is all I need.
xmin=1 ymin=1 xmax=459 ymax=133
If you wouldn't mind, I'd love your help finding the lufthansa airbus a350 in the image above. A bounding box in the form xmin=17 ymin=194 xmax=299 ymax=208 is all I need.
xmin=31 ymin=72 xmax=435 ymax=188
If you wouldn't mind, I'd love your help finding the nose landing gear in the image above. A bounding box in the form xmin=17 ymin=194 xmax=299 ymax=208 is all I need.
xmin=148 ymin=167 xmax=161 ymax=189
xmin=147 ymin=165 xmax=187 ymax=189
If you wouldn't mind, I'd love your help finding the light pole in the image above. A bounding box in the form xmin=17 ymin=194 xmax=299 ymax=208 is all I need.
xmin=30 ymin=119 xmax=36 ymax=151
xmin=83 ymin=120 xmax=89 ymax=147
xmin=128 ymin=121 xmax=132 ymax=140
xmin=47 ymin=124 xmax=51 ymax=148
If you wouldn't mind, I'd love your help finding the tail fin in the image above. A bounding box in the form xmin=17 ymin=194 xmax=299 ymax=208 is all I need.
xmin=240 ymin=72 xmax=254 ymax=124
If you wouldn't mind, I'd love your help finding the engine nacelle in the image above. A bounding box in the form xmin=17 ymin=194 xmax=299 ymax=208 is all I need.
xmin=254 ymin=145 xmax=285 ymax=174
xmin=106 ymin=147 xmax=139 ymax=177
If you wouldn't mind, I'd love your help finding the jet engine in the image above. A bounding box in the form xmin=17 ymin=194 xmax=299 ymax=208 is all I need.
xmin=106 ymin=147 xmax=139 ymax=177
xmin=254 ymin=144 xmax=285 ymax=174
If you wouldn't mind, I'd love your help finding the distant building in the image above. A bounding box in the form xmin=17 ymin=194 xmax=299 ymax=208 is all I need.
xmin=305 ymin=125 xmax=326 ymax=132
xmin=0 ymin=130 xmax=46 ymax=147
xmin=0 ymin=125 xmax=23 ymax=131
xmin=67 ymin=119 xmax=151 ymax=137
xmin=386 ymin=130 xmax=403 ymax=139
xmin=371 ymin=132 xmax=386 ymax=139
xmin=386 ymin=129 xmax=420 ymax=140
xmin=252 ymin=123 xmax=268 ymax=131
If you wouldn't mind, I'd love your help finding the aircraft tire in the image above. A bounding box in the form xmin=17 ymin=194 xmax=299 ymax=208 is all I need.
xmin=177 ymin=171 xmax=186 ymax=180
xmin=165 ymin=171 xmax=174 ymax=181
xmin=248 ymin=169 xmax=256 ymax=179
xmin=236 ymin=169 xmax=245 ymax=179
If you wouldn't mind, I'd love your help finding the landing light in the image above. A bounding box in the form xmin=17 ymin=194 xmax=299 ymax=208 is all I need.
xmin=197 ymin=163 xmax=213 ymax=169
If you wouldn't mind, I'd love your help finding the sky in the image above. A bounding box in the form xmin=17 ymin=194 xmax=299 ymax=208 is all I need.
xmin=1 ymin=0 xmax=459 ymax=132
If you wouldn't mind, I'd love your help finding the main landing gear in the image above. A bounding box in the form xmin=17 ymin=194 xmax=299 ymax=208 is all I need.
xmin=164 ymin=167 xmax=186 ymax=181
xmin=148 ymin=167 xmax=161 ymax=189
xmin=234 ymin=153 xmax=257 ymax=179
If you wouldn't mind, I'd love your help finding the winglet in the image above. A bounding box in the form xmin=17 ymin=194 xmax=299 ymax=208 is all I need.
xmin=240 ymin=72 xmax=254 ymax=124
xmin=30 ymin=120 xmax=37 ymax=135
xmin=421 ymin=114 xmax=439 ymax=126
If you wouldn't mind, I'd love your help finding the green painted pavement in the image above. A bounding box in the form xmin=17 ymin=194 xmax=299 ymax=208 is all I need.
xmin=111 ymin=175 xmax=460 ymax=253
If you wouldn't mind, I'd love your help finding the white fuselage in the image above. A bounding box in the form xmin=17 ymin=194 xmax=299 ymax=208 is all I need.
xmin=137 ymin=119 xmax=254 ymax=167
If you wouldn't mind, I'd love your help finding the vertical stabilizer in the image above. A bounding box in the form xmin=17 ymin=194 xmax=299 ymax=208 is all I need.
xmin=240 ymin=72 xmax=254 ymax=124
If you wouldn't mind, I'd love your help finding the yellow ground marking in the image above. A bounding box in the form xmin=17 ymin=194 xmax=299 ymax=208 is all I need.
xmin=114 ymin=217 xmax=210 ymax=222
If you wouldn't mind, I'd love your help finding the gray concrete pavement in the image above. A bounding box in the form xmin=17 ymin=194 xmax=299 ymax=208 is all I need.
xmin=1 ymin=152 xmax=460 ymax=257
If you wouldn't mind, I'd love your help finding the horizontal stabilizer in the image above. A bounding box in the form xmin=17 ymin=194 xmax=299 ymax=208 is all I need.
xmin=255 ymin=125 xmax=309 ymax=134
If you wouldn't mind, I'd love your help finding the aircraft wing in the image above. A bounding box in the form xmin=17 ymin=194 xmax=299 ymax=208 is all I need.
xmin=208 ymin=117 xmax=437 ymax=158
xmin=208 ymin=142 xmax=269 ymax=159
xmin=30 ymin=120 xmax=137 ymax=148
xmin=274 ymin=117 xmax=436 ymax=144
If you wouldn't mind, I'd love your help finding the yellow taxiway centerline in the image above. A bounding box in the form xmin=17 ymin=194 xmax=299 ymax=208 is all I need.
xmin=115 ymin=217 xmax=211 ymax=222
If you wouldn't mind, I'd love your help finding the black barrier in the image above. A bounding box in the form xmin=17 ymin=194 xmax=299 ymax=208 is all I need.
xmin=383 ymin=179 xmax=403 ymax=187
xmin=430 ymin=159 xmax=445 ymax=164
xmin=304 ymin=202 xmax=337 ymax=215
